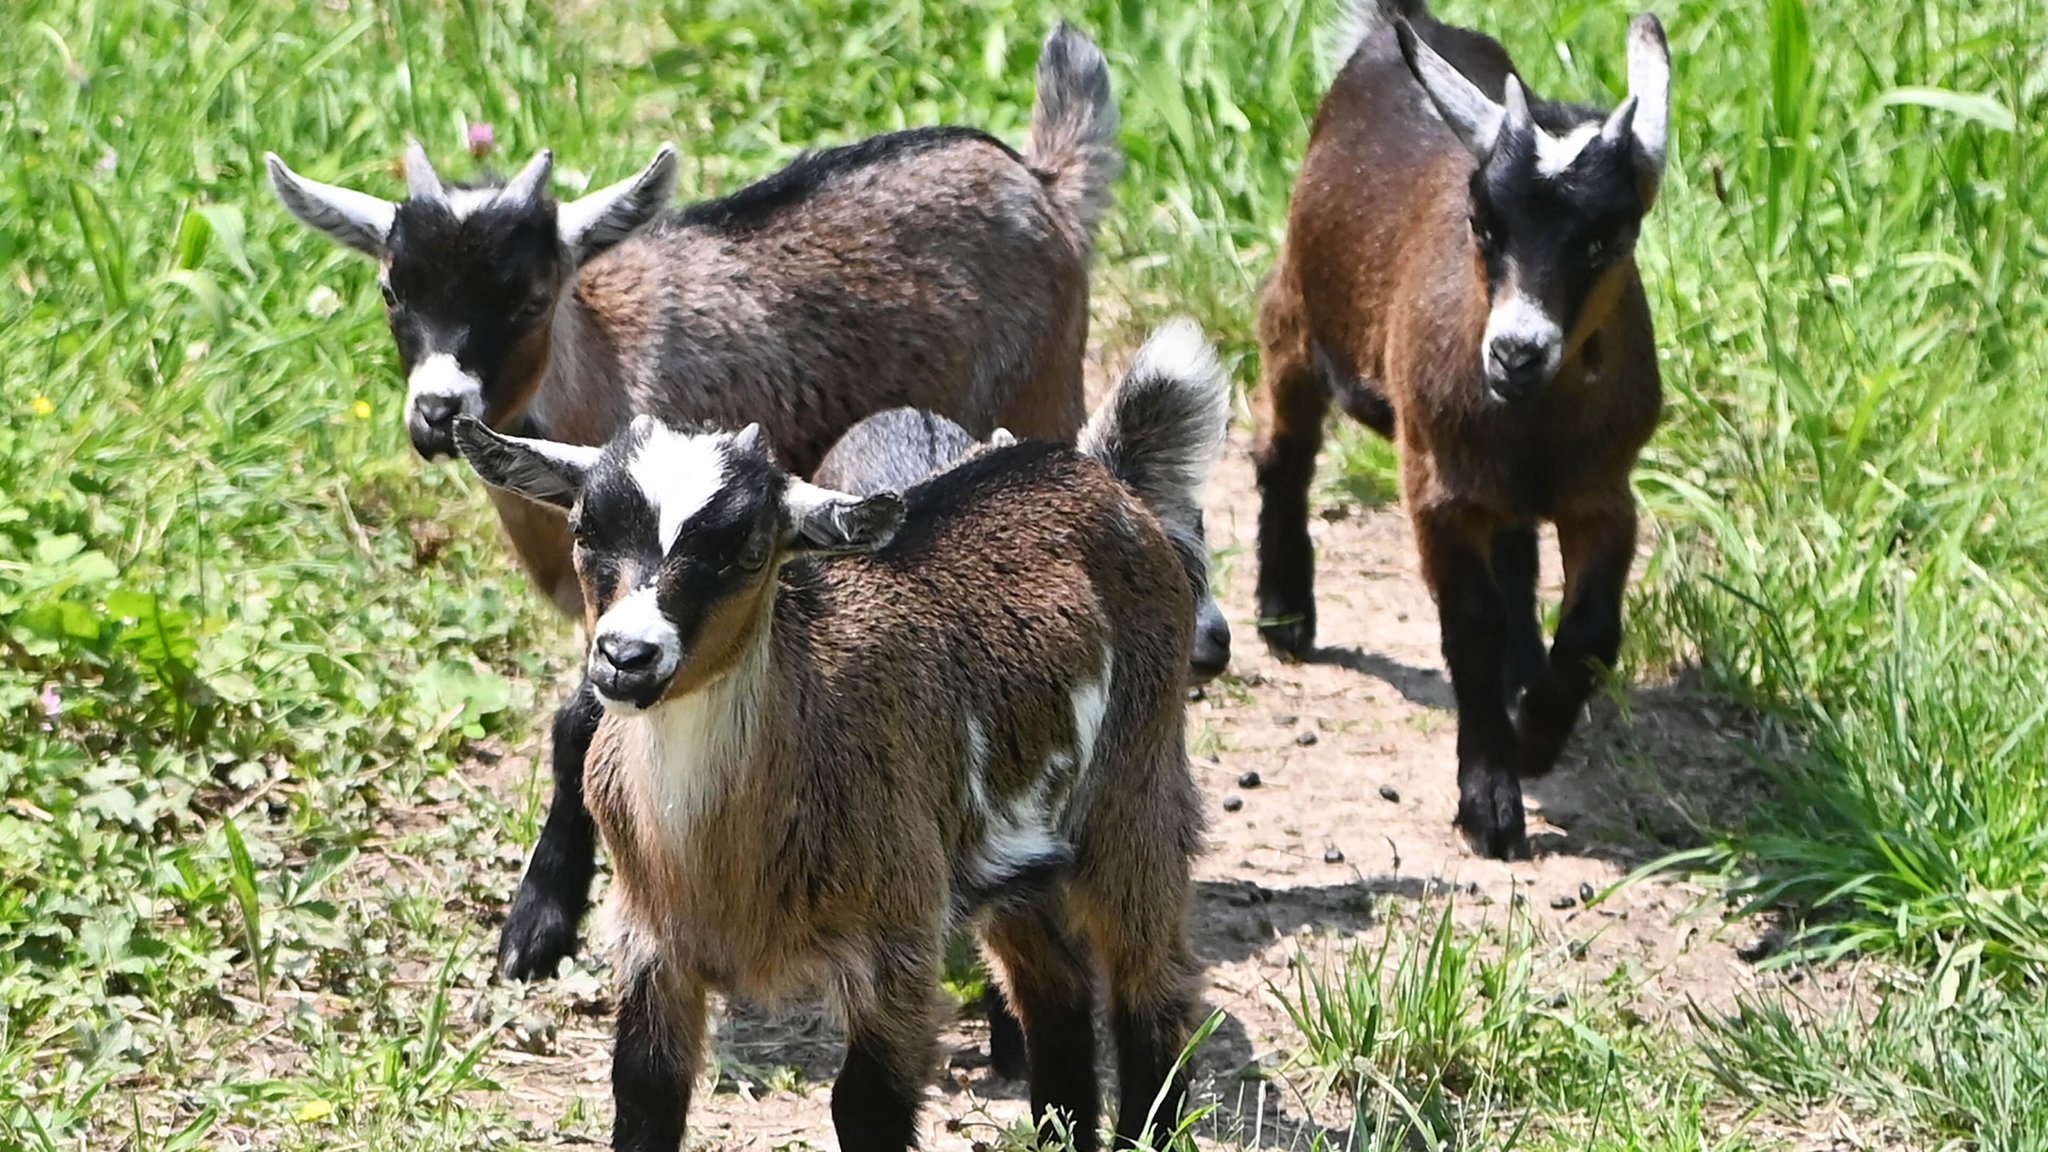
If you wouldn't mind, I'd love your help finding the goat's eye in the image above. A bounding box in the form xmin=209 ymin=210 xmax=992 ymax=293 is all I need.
xmin=379 ymin=281 xmax=398 ymax=308
xmin=736 ymin=534 xmax=771 ymax=573
xmin=1468 ymin=215 xmax=1498 ymax=251
xmin=1586 ymin=240 xmax=1607 ymax=264
xmin=516 ymin=292 xmax=553 ymax=321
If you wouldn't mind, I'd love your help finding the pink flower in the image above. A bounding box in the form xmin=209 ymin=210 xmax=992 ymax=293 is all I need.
xmin=38 ymin=683 xmax=61 ymax=718
xmin=467 ymin=122 xmax=497 ymax=159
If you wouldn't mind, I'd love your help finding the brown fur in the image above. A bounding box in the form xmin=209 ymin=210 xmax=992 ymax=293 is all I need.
xmin=1254 ymin=9 xmax=1663 ymax=860
xmin=586 ymin=448 xmax=1203 ymax=1150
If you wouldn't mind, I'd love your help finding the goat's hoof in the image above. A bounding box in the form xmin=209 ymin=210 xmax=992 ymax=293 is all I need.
xmin=1255 ymin=608 xmax=1315 ymax=661
xmin=1456 ymin=783 xmax=1530 ymax=862
xmin=498 ymin=891 xmax=580 ymax=982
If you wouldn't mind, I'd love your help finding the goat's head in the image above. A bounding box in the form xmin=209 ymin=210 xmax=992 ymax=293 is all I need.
xmin=452 ymin=415 xmax=904 ymax=712
xmin=266 ymin=143 xmax=678 ymax=459
xmin=1398 ymin=15 xmax=1669 ymax=403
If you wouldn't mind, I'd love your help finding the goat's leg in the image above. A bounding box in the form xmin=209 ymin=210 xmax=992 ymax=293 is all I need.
xmin=612 ymin=960 xmax=704 ymax=1152
xmin=499 ymin=676 xmax=603 ymax=980
xmin=833 ymin=940 xmax=941 ymax=1152
xmin=1491 ymin=524 xmax=1547 ymax=704
xmin=1417 ymin=503 xmax=1528 ymax=860
xmin=980 ymin=981 xmax=1029 ymax=1080
xmin=1517 ymin=503 xmax=1635 ymax=778
xmin=1253 ymin=274 xmax=1330 ymax=659
xmin=983 ymin=906 xmax=1100 ymax=1151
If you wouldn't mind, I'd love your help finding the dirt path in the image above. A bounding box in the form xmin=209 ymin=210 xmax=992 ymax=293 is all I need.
xmin=461 ymin=422 xmax=1811 ymax=1149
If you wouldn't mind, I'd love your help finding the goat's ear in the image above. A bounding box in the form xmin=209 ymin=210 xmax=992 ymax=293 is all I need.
xmin=452 ymin=417 xmax=601 ymax=510
xmin=559 ymin=144 xmax=680 ymax=266
xmin=782 ymin=481 xmax=904 ymax=557
xmin=1623 ymin=13 xmax=1671 ymax=207
xmin=265 ymin=153 xmax=394 ymax=256
xmin=1394 ymin=20 xmax=1504 ymax=159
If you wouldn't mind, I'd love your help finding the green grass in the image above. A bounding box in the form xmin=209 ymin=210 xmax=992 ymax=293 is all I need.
xmin=2 ymin=0 xmax=2046 ymax=1146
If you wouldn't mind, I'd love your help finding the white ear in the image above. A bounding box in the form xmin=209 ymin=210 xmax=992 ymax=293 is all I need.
xmin=988 ymin=428 xmax=1017 ymax=449
xmin=1396 ymin=20 xmax=1504 ymax=158
xmin=452 ymin=418 xmax=602 ymax=510
xmin=1625 ymin=13 xmax=1671 ymax=204
xmin=266 ymin=153 xmax=395 ymax=256
xmin=559 ymin=144 xmax=680 ymax=266
xmin=403 ymin=140 xmax=446 ymax=204
xmin=501 ymin=148 xmax=554 ymax=207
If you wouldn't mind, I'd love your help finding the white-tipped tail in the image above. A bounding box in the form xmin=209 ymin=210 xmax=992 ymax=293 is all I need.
xmin=1079 ymin=318 xmax=1229 ymax=543
xmin=1320 ymin=0 xmax=1430 ymax=80
xmin=1027 ymin=22 xmax=1122 ymax=240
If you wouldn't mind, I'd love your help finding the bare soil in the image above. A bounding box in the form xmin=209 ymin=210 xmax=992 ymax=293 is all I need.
xmin=442 ymin=421 xmax=1848 ymax=1150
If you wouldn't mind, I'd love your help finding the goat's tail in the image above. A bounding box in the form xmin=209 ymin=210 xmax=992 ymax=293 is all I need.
xmin=1080 ymin=319 xmax=1229 ymax=551
xmin=1026 ymin=22 xmax=1122 ymax=241
xmin=1321 ymin=0 xmax=1430 ymax=78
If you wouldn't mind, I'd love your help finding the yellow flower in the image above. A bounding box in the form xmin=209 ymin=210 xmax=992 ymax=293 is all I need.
xmin=351 ymin=399 xmax=372 ymax=421
xmin=294 ymin=1099 xmax=335 ymax=1123
xmin=30 ymin=395 xmax=53 ymax=416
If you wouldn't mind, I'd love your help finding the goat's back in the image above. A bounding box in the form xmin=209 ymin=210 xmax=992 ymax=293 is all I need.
xmin=564 ymin=129 xmax=1092 ymax=472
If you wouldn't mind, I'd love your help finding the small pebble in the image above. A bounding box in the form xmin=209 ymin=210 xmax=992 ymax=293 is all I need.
xmin=1237 ymin=770 xmax=1262 ymax=789
xmin=1294 ymin=730 xmax=1318 ymax=747
xmin=1377 ymin=784 xmax=1400 ymax=803
xmin=1549 ymin=894 xmax=1577 ymax=910
xmin=1221 ymin=795 xmax=1245 ymax=813
xmin=1579 ymin=882 xmax=1597 ymax=904
xmin=1323 ymin=847 xmax=1345 ymax=864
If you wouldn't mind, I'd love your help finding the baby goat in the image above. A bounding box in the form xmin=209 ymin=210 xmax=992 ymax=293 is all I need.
xmin=816 ymin=407 xmax=1233 ymax=684
xmin=453 ymin=319 xmax=1225 ymax=1152
xmin=1254 ymin=0 xmax=1669 ymax=859
xmin=267 ymin=24 xmax=1121 ymax=981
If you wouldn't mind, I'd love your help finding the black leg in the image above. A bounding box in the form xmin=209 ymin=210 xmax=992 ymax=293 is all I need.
xmin=1517 ymin=508 xmax=1634 ymax=779
xmin=499 ymin=676 xmax=603 ymax=980
xmin=982 ymin=983 xmax=1030 ymax=1081
xmin=1419 ymin=510 xmax=1527 ymax=861
xmin=1253 ymin=354 xmax=1330 ymax=660
xmin=1491 ymin=524 xmax=1547 ymax=706
xmin=985 ymin=908 xmax=1100 ymax=1151
xmin=612 ymin=962 xmax=701 ymax=1152
xmin=832 ymin=938 xmax=938 ymax=1152
xmin=1109 ymin=992 xmax=1192 ymax=1149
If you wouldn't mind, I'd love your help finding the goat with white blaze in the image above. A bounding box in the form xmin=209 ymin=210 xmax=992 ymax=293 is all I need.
xmin=266 ymin=23 xmax=1122 ymax=983
xmin=453 ymin=320 xmax=1226 ymax=1152
xmin=1254 ymin=0 xmax=1671 ymax=859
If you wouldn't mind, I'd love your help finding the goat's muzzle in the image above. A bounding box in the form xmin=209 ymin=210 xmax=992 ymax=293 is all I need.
xmin=590 ymin=634 xmax=674 ymax=711
xmin=1188 ymin=598 xmax=1233 ymax=686
xmin=408 ymin=397 xmax=462 ymax=460
xmin=1484 ymin=336 xmax=1558 ymax=404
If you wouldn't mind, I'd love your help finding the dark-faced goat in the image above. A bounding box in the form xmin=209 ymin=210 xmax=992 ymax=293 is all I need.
xmin=453 ymin=319 xmax=1225 ymax=1152
xmin=267 ymin=24 xmax=1120 ymax=981
xmin=816 ymin=407 xmax=1232 ymax=683
xmin=1254 ymin=0 xmax=1669 ymax=859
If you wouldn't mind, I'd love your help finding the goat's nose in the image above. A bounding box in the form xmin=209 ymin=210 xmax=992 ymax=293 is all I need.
xmin=597 ymin=635 xmax=660 ymax=671
xmin=1489 ymin=339 xmax=1546 ymax=378
xmin=412 ymin=391 xmax=463 ymax=428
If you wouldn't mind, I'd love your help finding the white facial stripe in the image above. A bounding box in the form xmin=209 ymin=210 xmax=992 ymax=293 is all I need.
xmin=592 ymin=584 xmax=681 ymax=701
xmin=627 ymin=424 xmax=735 ymax=552
xmin=405 ymin=353 xmax=483 ymax=417
xmin=1535 ymin=122 xmax=1601 ymax=177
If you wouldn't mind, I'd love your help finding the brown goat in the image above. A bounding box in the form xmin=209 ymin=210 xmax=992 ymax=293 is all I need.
xmin=1254 ymin=0 xmax=1670 ymax=859
xmin=267 ymin=24 xmax=1121 ymax=983
xmin=452 ymin=320 xmax=1227 ymax=1152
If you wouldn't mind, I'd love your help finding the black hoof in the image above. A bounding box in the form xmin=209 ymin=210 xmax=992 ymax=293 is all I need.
xmin=498 ymin=885 xmax=581 ymax=982
xmin=1455 ymin=779 xmax=1530 ymax=862
xmin=1256 ymin=602 xmax=1315 ymax=661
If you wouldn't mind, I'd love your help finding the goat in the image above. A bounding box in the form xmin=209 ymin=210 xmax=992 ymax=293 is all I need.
xmin=1253 ymin=0 xmax=1669 ymax=860
xmin=266 ymin=23 xmax=1121 ymax=981
xmin=816 ymin=407 xmax=1233 ymax=683
xmin=451 ymin=319 xmax=1226 ymax=1152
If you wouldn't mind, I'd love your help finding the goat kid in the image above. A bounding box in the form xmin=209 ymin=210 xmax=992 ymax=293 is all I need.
xmin=816 ymin=406 xmax=1233 ymax=683
xmin=452 ymin=319 xmax=1226 ymax=1152
xmin=1255 ymin=0 xmax=1669 ymax=859
xmin=267 ymin=23 xmax=1121 ymax=982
